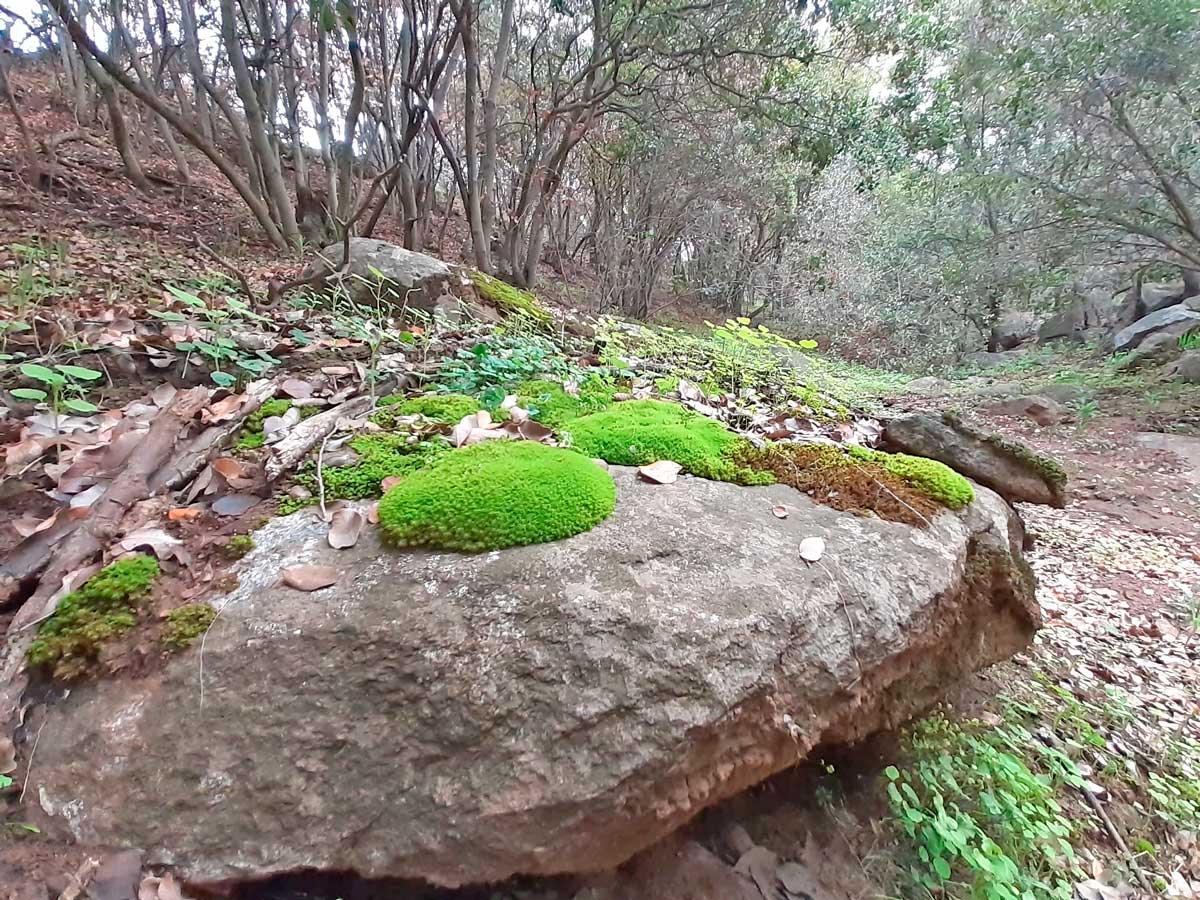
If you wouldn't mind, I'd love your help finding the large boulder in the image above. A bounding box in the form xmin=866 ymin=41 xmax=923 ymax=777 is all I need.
xmin=990 ymin=313 xmax=1036 ymax=350
xmin=1165 ymin=350 xmax=1200 ymax=383
xmin=1141 ymin=282 xmax=1187 ymax=316
xmin=883 ymin=412 xmax=1067 ymax=508
xmin=1114 ymin=305 xmax=1200 ymax=352
xmin=1117 ymin=330 xmax=1184 ymax=371
xmin=307 ymin=238 xmax=459 ymax=317
xmin=29 ymin=469 xmax=1038 ymax=889
xmin=1037 ymin=304 xmax=1084 ymax=344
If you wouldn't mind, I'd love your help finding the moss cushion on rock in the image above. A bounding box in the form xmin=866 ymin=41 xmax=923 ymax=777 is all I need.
xmin=377 ymin=440 xmax=616 ymax=552
xmin=563 ymin=400 xmax=771 ymax=485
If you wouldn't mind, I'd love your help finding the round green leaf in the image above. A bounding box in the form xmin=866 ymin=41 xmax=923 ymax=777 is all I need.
xmin=885 ymin=765 xmax=900 ymax=780
xmin=56 ymin=364 xmax=104 ymax=381
xmin=211 ymin=371 xmax=237 ymax=387
xmin=18 ymin=362 xmax=58 ymax=383
xmin=11 ymin=388 xmax=47 ymax=401
xmin=62 ymin=398 xmax=99 ymax=413
xmin=932 ymin=857 xmax=952 ymax=880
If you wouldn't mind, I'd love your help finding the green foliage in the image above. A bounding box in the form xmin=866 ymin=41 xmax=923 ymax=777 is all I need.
xmin=1178 ymin=332 xmax=1200 ymax=352
xmin=563 ymin=400 xmax=772 ymax=485
xmin=433 ymin=334 xmax=582 ymax=407
xmin=235 ymin=398 xmax=295 ymax=450
xmin=514 ymin=377 xmax=617 ymax=428
xmin=220 ymin=534 xmax=255 ymax=560
xmin=851 ymin=445 xmax=974 ymax=509
xmin=28 ymin=555 xmax=160 ymax=680
xmin=469 ymin=270 xmax=552 ymax=328
xmin=597 ymin=319 xmax=839 ymax=414
xmin=151 ymin=284 xmax=278 ymax=387
xmin=374 ymin=393 xmax=480 ymax=427
xmin=15 ymin=361 xmax=104 ymax=414
xmin=377 ymin=441 xmax=616 ymax=552
xmin=161 ymin=603 xmax=217 ymax=650
xmin=885 ymin=713 xmax=1081 ymax=900
xmin=293 ymin=433 xmax=451 ymax=504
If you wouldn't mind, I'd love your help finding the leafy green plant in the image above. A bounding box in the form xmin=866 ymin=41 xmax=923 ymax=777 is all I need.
xmin=0 ymin=240 xmax=71 ymax=355
xmin=14 ymin=361 xmax=104 ymax=415
xmin=1076 ymin=399 xmax=1099 ymax=425
xmin=1178 ymin=331 xmax=1200 ymax=351
xmin=433 ymin=334 xmax=581 ymax=407
xmin=152 ymin=284 xmax=278 ymax=387
xmin=885 ymin=713 xmax=1081 ymax=900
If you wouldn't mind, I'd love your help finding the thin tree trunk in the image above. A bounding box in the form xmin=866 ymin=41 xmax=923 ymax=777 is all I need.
xmin=478 ymin=0 xmax=513 ymax=262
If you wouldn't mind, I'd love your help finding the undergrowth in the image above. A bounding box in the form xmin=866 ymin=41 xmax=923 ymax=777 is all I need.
xmin=28 ymin=555 xmax=160 ymax=680
xmin=161 ymin=603 xmax=216 ymax=650
xmin=286 ymin=433 xmax=451 ymax=510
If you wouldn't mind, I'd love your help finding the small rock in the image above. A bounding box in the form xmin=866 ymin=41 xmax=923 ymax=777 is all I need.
xmin=907 ymin=376 xmax=947 ymax=393
xmin=1164 ymin=350 xmax=1200 ymax=383
xmin=987 ymin=395 xmax=1070 ymax=427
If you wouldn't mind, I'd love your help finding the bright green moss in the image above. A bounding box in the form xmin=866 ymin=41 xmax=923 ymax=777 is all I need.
xmin=220 ymin=534 xmax=254 ymax=560
xmin=562 ymin=400 xmax=772 ymax=485
xmin=469 ymin=270 xmax=552 ymax=327
xmin=294 ymin=434 xmax=450 ymax=503
xmin=235 ymin=399 xmax=294 ymax=450
xmin=515 ymin=377 xmax=615 ymax=428
xmin=942 ymin=410 xmax=1067 ymax=501
xmin=28 ymin=555 xmax=160 ymax=679
xmin=377 ymin=440 xmax=616 ymax=552
xmin=851 ymin=446 xmax=975 ymax=509
xmin=374 ymin=393 xmax=480 ymax=427
xmin=161 ymin=603 xmax=217 ymax=650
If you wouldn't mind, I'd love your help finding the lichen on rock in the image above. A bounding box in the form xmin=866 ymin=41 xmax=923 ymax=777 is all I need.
xmin=563 ymin=399 xmax=771 ymax=485
xmin=377 ymin=440 xmax=616 ymax=551
xmin=469 ymin=270 xmax=552 ymax=327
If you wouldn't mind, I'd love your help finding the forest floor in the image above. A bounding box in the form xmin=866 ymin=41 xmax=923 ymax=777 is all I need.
xmin=1 ymin=61 xmax=1199 ymax=900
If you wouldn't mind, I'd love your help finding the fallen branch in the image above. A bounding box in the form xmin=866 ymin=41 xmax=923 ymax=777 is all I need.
xmin=195 ymin=238 xmax=256 ymax=306
xmin=149 ymin=378 xmax=277 ymax=493
xmin=263 ymin=393 xmax=373 ymax=482
xmin=0 ymin=387 xmax=209 ymax=734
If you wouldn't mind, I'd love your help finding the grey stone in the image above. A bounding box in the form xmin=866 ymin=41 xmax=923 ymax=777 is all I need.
xmin=1037 ymin=305 xmax=1084 ymax=344
xmin=883 ymin=413 xmax=1067 ymax=507
xmin=1030 ymin=384 xmax=1090 ymax=406
xmin=987 ymin=394 xmax=1070 ymax=427
xmin=1117 ymin=330 xmax=1184 ymax=371
xmin=31 ymin=470 xmax=1037 ymax=889
xmin=1164 ymin=350 xmax=1200 ymax=383
xmin=906 ymin=376 xmax=948 ymax=393
xmin=308 ymin=238 xmax=455 ymax=317
xmin=1141 ymin=282 xmax=1185 ymax=315
xmin=1114 ymin=305 xmax=1200 ymax=352
xmin=991 ymin=313 xmax=1036 ymax=350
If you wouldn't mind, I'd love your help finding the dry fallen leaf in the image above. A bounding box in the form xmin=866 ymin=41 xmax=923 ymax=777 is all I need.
xmin=202 ymin=392 xmax=244 ymax=424
xmin=0 ymin=736 xmax=16 ymax=775
xmin=281 ymin=377 xmax=314 ymax=399
xmin=91 ymin=850 xmax=143 ymax=900
xmin=12 ymin=510 xmax=59 ymax=539
xmin=367 ymin=503 xmax=380 ymax=524
xmin=281 ymin=565 xmax=338 ymax=592
xmin=150 ymin=383 xmax=178 ymax=408
xmin=799 ymin=536 xmax=825 ymax=563
xmin=638 ymin=460 xmax=682 ymax=484
xmin=771 ymin=505 xmax=790 ymax=519
xmin=119 ymin=527 xmax=191 ymax=564
xmin=451 ymin=413 xmax=478 ymax=448
xmin=327 ymin=508 xmax=365 ymax=549
xmin=380 ymin=475 xmax=404 ymax=492
xmin=211 ymin=457 xmax=246 ymax=480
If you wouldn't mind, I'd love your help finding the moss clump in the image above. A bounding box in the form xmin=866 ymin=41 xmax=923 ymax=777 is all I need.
xmin=377 ymin=440 xmax=616 ymax=552
xmin=294 ymin=434 xmax=450 ymax=504
xmin=220 ymin=534 xmax=254 ymax=560
xmin=28 ymin=555 xmax=160 ymax=679
xmin=161 ymin=603 xmax=216 ymax=650
xmin=515 ymin=378 xmax=615 ymax=428
xmin=235 ymin=399 xmax=294 ymax=450
xmin=374 ymin=393 xmax=480 ymax=427
xmin=563 ymin=400 xmax=771 ymax=485
xmin=469 ymin=270 xmax=552 ymax=327
xmin=850 ymin=445 xmax=974 ymax=509
xmin=739 ymin=443 xmax=942 ymax=526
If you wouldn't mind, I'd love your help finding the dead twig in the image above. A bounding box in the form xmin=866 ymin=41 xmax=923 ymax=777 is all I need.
xmin=195 ymin=238 xmax=256 ymax=305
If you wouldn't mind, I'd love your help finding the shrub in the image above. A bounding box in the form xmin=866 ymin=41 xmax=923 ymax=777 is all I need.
xmin=28 ymin=555 xmax=160 ymax=679
xmin=432 ymin=334 xmax=581 ymax=406
xmin=563 ymin=400 xmax=771 ymax=485
xmin=377 ymin=440 xmax=616 ymax=551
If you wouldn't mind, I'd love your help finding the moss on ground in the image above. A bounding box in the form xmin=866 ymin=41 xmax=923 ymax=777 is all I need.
xmin=563 ymin=400 xmax=772 ymax=485
xmin=293 ymin=433 xmax=451 ymax=504
xmin=235 ymin=399 xmax=293 ymax=450
xmin=219 ymin=534 xmax=254 ymax=560
xmin=850 ymin=445 xmax=974 ymax=509
xmin=469 ymin=270 xmax=552 ymax=327
xmin=374 ymin=393 xmax=480 ymax=427
xmin=515 ymin=378 xmax=616 ymax=428
xmin=28 ymin=555 xmax=160 ymax=680
xmin=161 ymin=603 xmax=216 ymax=650
xmin=738 ymin=443 xmax=943 ymax=526
xmin=377 ymin=440 xmax=616 ymax=552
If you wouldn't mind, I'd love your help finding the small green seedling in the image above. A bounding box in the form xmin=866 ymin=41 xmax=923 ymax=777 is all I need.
xmin=14 ymin=362 xmax=104 ymax=414
xmin=152 ymin=284 xmax=277 ymax=387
